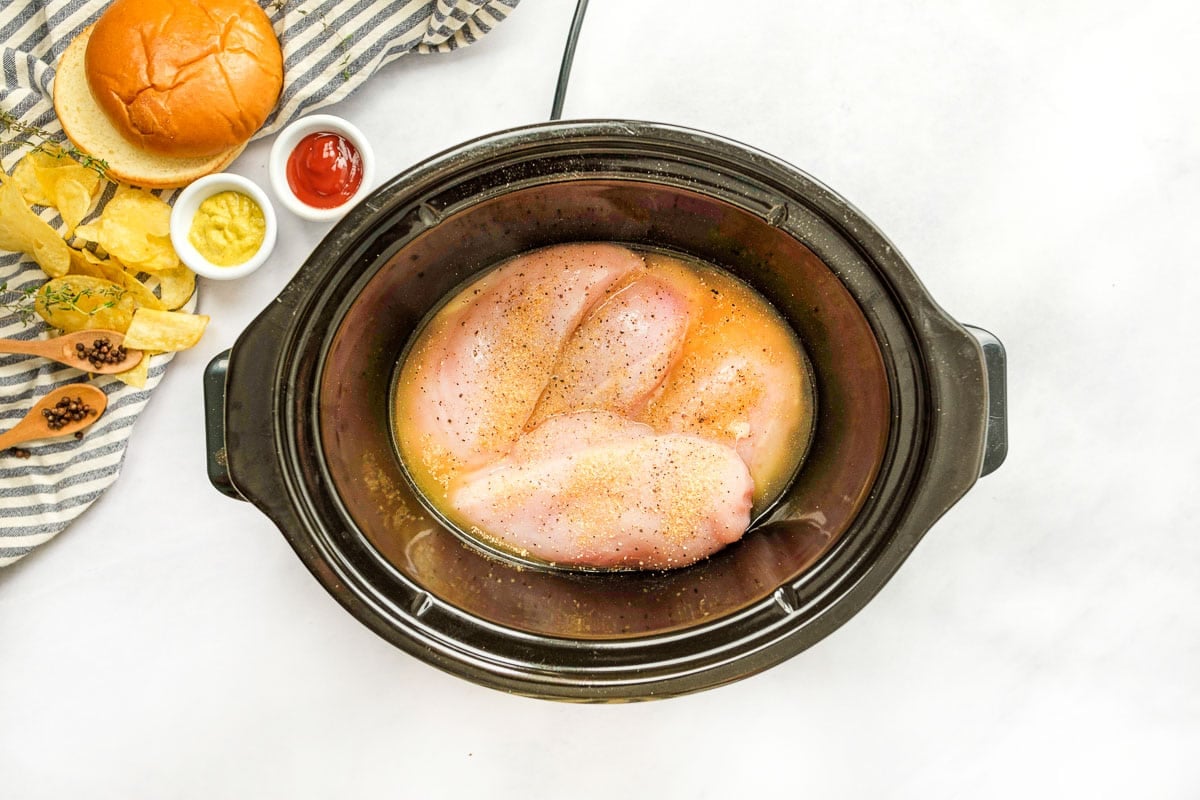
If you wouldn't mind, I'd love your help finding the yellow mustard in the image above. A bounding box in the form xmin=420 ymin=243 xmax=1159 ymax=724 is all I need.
xmin=188 ymin=190 xmax=266 ymax=266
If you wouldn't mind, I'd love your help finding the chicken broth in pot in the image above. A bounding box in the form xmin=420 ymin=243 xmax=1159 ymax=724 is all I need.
xmin=392 ymin=242 xmax=816 ymax=570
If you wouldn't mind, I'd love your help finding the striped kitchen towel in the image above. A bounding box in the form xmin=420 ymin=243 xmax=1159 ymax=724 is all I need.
xmin=0 ymin=0 xmax=519 ymax=568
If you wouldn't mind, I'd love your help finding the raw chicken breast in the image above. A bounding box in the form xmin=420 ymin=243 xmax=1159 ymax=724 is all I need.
xmin=529 ymin=275 xmax=691 ymax=425
xmin=393 ymin=245 xmax=814 ymax=571
xmin=642 ymin=338 xmax=806 ymax=506
xmin=636 ymin=252 xmax=811 ymax=506
xmin=451 ymin=411 xmax=755 ymax=569
xmin=397 ymin=243 xmax=643 ymax=472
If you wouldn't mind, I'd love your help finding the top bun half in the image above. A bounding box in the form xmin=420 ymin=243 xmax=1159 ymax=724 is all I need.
xmin=84 ymin=0 xmax=284 ymax=159
xmin=55 ymin=24 xmax=244 ymax=189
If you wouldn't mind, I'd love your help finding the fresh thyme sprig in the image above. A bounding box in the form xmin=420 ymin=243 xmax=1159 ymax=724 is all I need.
xmin=0 ymin=279 xmax=128 ymax=327
xmin=40 ymin=282 xmax=127 ymax=317
xmin=295 ymin=8 xmax=354 ymax=81
xmin=0 ymin=281 xmax=41 ymax=325
xmin=0 ymin=110 xmax=109 ymax=177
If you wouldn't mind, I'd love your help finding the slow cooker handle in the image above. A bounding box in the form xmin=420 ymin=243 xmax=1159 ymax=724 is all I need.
xmin=203 ymin=349 xmax=245 ymax=500
xmin=964 ymin=325 xmax=1008 ymax=477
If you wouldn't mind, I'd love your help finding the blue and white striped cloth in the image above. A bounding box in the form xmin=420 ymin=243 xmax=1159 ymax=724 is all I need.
xmin=0 ymin=0 xmax=518 ymax=567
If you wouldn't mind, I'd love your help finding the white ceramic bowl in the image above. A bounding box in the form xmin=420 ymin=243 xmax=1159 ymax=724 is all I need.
xmin=170 ymin=173 xmax=277 ymax=280
xmin=267 ymin=114 xmax=375 ymax=222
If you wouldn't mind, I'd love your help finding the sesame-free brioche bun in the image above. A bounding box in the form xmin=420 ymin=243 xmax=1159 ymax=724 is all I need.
xmin=85 ymin=0 xmax=282 ymax=159
xmin=53 ymin=0 xmax=282 ymax=188
xmin=54 ymin=25 xmax=246 ymax=188
xmin=54 ymin=25 xmax=244 ymax=188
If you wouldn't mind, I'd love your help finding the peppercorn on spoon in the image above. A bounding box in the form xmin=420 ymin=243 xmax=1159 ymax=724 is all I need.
xmin=0 ymin=384 xmax=108 ymax=450
xmin=0 ymin=330 xmax=143 ymax=375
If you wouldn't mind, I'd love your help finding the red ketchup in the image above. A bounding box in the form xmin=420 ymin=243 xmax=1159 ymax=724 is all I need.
xmin=286 ymin=131 xmax=363 ymax=209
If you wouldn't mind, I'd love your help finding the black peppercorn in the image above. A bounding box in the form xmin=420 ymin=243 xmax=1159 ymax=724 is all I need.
xmin=74 ymin=337 xmax=128 ymax=369
xmin=43 ymin=395 xmax=96 ymax=431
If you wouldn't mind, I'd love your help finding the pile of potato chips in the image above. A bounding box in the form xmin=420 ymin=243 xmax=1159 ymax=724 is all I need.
xmin=0 ymin=150 xmax=208 ymax=387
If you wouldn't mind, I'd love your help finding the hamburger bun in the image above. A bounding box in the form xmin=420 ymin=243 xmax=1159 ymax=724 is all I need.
xmin=54 ymin=26 xmax=244 ymax=188
xmin=86 ymin=0 xmax=283 ymax=158
xmin=53 ymin=0 xmax=283 ymax=188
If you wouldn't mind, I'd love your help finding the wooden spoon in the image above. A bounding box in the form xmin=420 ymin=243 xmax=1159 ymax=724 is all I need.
xmin=0 ymin=384 xmax=108 ymax=451
xmin=0 ymin=330 xmax=143 ymax=375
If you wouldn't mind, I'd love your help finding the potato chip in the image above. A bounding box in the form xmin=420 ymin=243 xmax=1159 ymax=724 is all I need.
xmin=11 ymin=151 xmax=102 ymax=235
xmin=85 ymin=251 xmax=166 ymax=311
xmin=11 ymin=152 xmax=56 ymax=206
xmin=122 ymin=308 xmax=209 ymax=352
xmin=55 ymin=177 xmax=96 ymax=234
xmin=106 ymin=187 xmax=171 ymax=237
xmin=113 ymin=351 xmax=151 ymax=388
xmin=35 ymin=275 xmax=137 ymax=333
xmin=67 ymin=248 xmax=167 ymax=312
xmin=118 ymin=272 xmax=168 ymax=312
xmin=73 ymin=186 xmax=180 ymax=274
xmin=66 ymin=246 xmax=108 ymax=279
xmin=71 ymin=221 xmax=104 ymax=251
xmin=156 ymin=266 xmax=196 ymax=310
xmin=0 ymin=173 xmax=71 ymax=277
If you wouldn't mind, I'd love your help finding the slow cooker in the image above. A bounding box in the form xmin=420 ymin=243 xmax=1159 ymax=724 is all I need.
xmin=204 ymin=120 xmax=1007 ymax=700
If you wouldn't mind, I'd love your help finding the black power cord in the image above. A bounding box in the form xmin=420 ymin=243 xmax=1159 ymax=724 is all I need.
xmin=550 ymin=0 xmax=589 ymax=120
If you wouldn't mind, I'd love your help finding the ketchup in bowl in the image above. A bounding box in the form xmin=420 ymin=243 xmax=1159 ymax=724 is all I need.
xmin=286 ymin=131 xmax=363 ymax=209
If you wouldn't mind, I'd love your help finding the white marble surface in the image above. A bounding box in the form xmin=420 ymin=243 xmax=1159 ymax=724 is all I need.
xmin=3 ymin=1 xmax=1198 ymax=796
